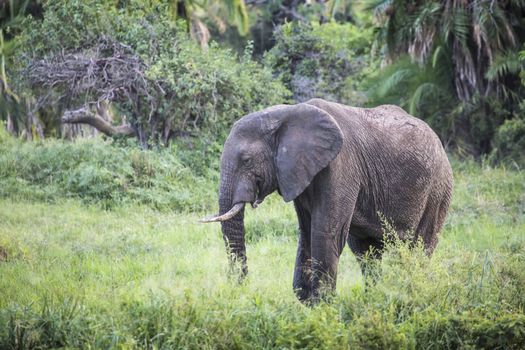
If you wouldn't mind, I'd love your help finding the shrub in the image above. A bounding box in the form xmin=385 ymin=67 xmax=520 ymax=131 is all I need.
xmin=11 ymin=0 xmax=290 ymax=145
xmin=0 ymin=134 xmax=218 ymax=211
xmin=264 ymin=21 xmax=377 ymax=106
xmin=490 ymin=113 xmax=525 ymax=168
xmin=413 ymin=312 xmax=525 ymax=349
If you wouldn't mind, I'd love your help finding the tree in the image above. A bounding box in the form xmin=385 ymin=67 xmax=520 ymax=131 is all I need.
xmin=0 ymin=0 xmax=44 ymax=137
xmin=11 ymin=0 xmax=288 ymax=147
xmin=367 ymin=0 xmax=525 ymax=155
xmin=170 ymin=0 xmax=249 ymax=47
xmin=265 ymin=21 xmax=377 ymax=105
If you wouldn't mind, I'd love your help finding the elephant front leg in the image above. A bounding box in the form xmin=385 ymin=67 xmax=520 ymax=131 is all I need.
xmin=310 ymin=232 xmax=344 ymax=302
xmin=293 ymin=170 xmax=358 ymax=303
xmin=292 ymin=203 xmax=312 ymax=302
xmin=293 ymin=232 xmax=312 ymax=302
xmin=308 ymin=190 xmax=356 ymax=303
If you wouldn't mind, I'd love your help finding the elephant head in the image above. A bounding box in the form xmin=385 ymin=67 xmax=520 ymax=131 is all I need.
xmin=201 ymin=103 xmax=343 ymax=277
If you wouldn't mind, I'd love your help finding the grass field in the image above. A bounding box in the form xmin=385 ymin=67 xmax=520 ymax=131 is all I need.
xmin=0 ymin=139 xmax=524 ymax=348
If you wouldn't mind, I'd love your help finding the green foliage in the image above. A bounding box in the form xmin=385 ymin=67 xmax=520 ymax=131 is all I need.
xmin=490 ymin=113 xmax=525 ymax=168
xmin=11 ymin=0 xmax=288 ymax=145
xmin=265 ymin=21 xmax=378 ymax=106
xmin=2 ymin=0 xmax=523 ymax=162
xmin=413 ymin=312 xmax=525 ymax=349
xmin=367 ymin=0 xmax=525 ymax=158
xmin=0 ymin=1 xmax=45 ymax=136
xmin=365 ymin=56 xmax=454 ymax=136
xmin=0 ymin=133 xmax=218 ymax=211
xmin=486 ymin=51 xmax=523 ymax=83
xmin=146 ymin=40 xmax=289 ymax=135
xmin=521 ymin=46 xmax=525 ymax=86
xmin=0 ymin=159 xmax=524 ymax=348
xmin=170 ymin=0 xmax=249 ymax=46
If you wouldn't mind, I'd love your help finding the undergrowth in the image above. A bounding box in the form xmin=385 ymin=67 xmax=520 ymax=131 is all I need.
xmin=0 ymin=131 xmax=524 ymax=349
xmin=0 ymin=130 xmax=218 ymax=211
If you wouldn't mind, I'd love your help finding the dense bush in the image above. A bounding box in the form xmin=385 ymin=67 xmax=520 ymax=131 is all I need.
xmin=10 ymin=0 xmax=289 ymax=145
xmin=1 ymin=235 xmax=524 ymax=349
xmin=490 ymin=113 xmax=525 ymax=167
xmin=0 ymin=128 xmax=218 ymax=211
xmin=366 ymin=0 xmax=525 ymax=157
xmin=264 ymin=21 xmax=377 ymax=106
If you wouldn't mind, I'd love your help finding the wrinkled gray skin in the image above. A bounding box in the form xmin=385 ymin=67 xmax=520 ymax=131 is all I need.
xmin=207 ymin=98 xmax=453 ymax=303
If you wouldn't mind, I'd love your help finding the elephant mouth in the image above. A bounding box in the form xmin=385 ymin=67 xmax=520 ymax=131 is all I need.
xmin=251 ymin=185 xmax=262 ymax=208
xmin=199 ymin=181 xmax=267 ymax=223
xmin=251 ymin=198 xmax=263 ymax=208
xmin=252 ymin=179 xmax=267 ymax=208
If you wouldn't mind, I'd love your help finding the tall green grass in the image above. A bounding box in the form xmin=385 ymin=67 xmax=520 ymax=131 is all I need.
xmin=0 ymin=133 xmax=524 ymax=349
xmin=0 ymin=129 xmax=219 ymax=211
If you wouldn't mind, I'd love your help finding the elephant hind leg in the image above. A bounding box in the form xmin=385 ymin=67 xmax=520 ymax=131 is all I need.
xmin=415 ymin=194 xmax=451 ymax=255
xmin=347 ymin=234 xmax=384 ymax=259
xmin=347 ymin=231 xmax=384 ymax=280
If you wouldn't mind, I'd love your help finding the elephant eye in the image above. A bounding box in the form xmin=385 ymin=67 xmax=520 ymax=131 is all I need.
xmin=242 ymin=157 xmax=253 ymax=167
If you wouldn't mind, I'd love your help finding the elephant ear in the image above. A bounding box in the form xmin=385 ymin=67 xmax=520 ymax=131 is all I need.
xmin=261 ymin=103 xmax=343 ymax=202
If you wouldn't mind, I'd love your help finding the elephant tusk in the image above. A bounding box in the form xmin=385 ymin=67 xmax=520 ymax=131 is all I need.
xmin=199 ymin=202 xmax=245 ymax=223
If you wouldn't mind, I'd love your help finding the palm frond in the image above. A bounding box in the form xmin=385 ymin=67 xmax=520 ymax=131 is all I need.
xmin=224 ymin=0 xmax=249 ymax=36
xmin=431 ymin=45 xmax=444 ymax=69
xmin=377 ymin=68 xmax=412 ymax=98
xmin=451 ymin=6 xmax=469 ymax=45
xmin=486 ymin=51 xmax=523 ymax=81
xmin=408 ymin=82 xmax=439 ymax=115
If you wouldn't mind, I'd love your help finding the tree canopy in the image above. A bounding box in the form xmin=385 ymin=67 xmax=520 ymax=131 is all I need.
xmin=1 ymin=0 xmax=524 ymax=162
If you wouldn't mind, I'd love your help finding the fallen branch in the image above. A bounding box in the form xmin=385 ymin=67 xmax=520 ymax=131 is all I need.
xmin=61 ymin=107 xmax=134 ymax=137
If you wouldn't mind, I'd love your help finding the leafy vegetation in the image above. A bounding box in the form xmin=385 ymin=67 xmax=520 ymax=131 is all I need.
xmin=265 ymin=21 xmax=377 ymax=106
xmin=6 ymin=0 xmax=288 ymax=146
xmin=366 ymin=0 xmax=525 ymax=157
xmin=1 ymin=0 xmax=523 ymax=162
xmin=0 ymin=136 xmax=523 ymax=348
xmin=0 ymin=126 xmax=219 ymax=211
xmin=170 ymin=0 xmax=250 ymax=46
xmin=490 ymin=113 xmax=525 ymax=167
xmin=0 ymin=2 xmax=524 ymax=347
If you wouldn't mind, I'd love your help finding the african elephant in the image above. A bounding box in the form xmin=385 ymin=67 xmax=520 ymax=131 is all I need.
xmin=201 ymin=98 xmax=453 ymax=302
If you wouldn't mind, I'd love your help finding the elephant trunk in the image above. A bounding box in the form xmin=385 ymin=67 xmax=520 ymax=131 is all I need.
xmin=218 ymin=170 xmax=248 ymax=278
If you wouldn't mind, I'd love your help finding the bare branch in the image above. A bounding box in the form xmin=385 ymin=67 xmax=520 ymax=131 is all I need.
xmin=61 ymin=107 xmax=134 ymax=137
xmin=24 ymin=36 xmax=161 ymax=117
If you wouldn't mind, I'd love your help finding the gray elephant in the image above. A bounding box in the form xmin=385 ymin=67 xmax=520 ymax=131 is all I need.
xmin=202 ymin=98 xmax=453 ymax=302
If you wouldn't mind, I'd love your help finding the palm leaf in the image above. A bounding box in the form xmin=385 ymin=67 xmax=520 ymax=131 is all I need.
xmin=451 ymin=6 xmax=469 ymax=45
xmin=486 ymin=51 xmax=523 ymax=81
xmin=224 ymin=0 xmax=248 ymax=36
xmin=377 ymin=67 xmax=413 ymax=97
xmin=409 ymin=82 xmax=439 ymax=115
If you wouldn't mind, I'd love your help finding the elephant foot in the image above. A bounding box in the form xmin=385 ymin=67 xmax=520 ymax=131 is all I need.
xmin=294 ymin=285 xmax=311 ymax=303
xmin=294 ymin=284 xmax=338 ymax=306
